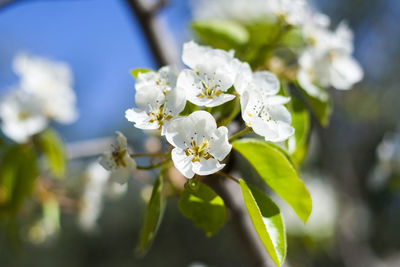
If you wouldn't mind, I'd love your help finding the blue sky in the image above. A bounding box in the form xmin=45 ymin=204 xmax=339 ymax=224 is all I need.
xmin=0 ymin=0 xmax=191 ymax=141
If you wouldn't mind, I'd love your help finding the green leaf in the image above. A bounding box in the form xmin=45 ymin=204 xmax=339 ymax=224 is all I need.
xmin=279 ymin=27 xmax=307 ymax=50
xmin=130 ymin=68 xmax=152 ymax=78
xmin=137 ymin=174 xmax=165 ymax=255
xmin=36 ymin=129 xmax=66 ymax=178
xmin=0 ymin=145 xmax=38 ymax=217
xmin=233 ymin=139 xmax=312 ymax=222
xmin=299 ymin=86 xmax=332 ymax=127
xmin=192 ymin=20 xmax=249 ymax=50
xmin=240 ymin=179 xmax=286 ymax=267
xmin=288 ymin=99 xmax=311 ymax=165
xmin=178 ymin=182 xmax=227 ymax=236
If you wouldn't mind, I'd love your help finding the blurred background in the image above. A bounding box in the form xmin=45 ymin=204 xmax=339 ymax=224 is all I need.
xmin=1 ymin=0 xmax=400 ymax=266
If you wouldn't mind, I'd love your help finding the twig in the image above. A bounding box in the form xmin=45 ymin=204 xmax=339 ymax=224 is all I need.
xmin=125 ymin=0 xmax=173 ymax=67
xmin=0 ymin=0 xmax=17 ymax=10
xmin=229 ymin=127 xmax=252 ymax=142
xmin=216 ymin=171 xmax=240 ymax=184
xmin=66 ymin=137 xmax=113 ymax=159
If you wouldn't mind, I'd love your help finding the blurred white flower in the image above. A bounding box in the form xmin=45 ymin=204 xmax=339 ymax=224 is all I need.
xmin=79 ymin=162 xmax=110 ymax=232
xmin=275 ymin=174 xmax=338 ymax=240
xmin=135 ymin=66 xmax=178 ymax=93
xmin=28 ymin=199 xmax=61 ymax=244
xmin=125 ymin=83 xmax=186 ymax=135
xmin=192 ymin=0 xmax=272 ymax=22
xmin=79 ymin=161 xmax=127 ymax=232
xmin=369 ymin=133 xmax=400 ymax=189
xmin=298 ymin=22 xmax=363 ymax=96
xmin=193 ymin=0 xmax=309 ymax=25
xmin=165 ymin=111 xmax=231 ymax=178
xmin=267 ymin=0 xmax=308 ymax=25
xmin=13 ymin=53 xmax=78 ymax=124
xmin=237 ymin=71 xmax=294 ymax=142
xmin=99 ymin=131 xmax=135 ymax=184
xmin=177 ymin=41 xmax=237 ymax=107
xmin=0 ymin=89 xmax=48 ymax=143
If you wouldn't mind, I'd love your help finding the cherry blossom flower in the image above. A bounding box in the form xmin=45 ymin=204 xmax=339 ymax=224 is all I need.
xmin=13 ymin=53 xmax=78 ymax=124
xmin=0 ymin=89 xmax=48 ymax=143
xmin=238 ymin=71 xmax=294 ymax=142
xmin=99 ymin=131 xmax=136 ymax=184
xmin=135 ymin=66 xmax=178 ymax=93
xmin=177 ymin=41 xmax=237 ymax=107
xmin=125 ymin=84 xmax=186 ymax=135
xmin=297 ymin=30 xmax=363 ymax=97
xmin=165 ymin=111 xmax=231 ymax=178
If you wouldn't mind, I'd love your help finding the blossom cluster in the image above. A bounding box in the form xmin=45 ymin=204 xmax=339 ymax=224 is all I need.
xmin=0 ymin=53 xmax=78 ymax=143
xmin=101 ymin=41 xmax=294 ymax=180
xmin=193 ymin=0 xmax=363 ymax=100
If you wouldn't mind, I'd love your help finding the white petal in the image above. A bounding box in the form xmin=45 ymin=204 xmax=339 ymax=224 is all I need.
xmin=182 ymin=41 xmax=211 ymax=69
xmin=209 ymin=126 xmax=232 ymax=161
xmin=253 ymin=71 xmax=280 ymax=95
xmin=266 ymin=95 xmax=291 ymax=106
xmin=297 ymin=68 xmax=328 ymax=101
xmin=115 ymin=131 xmax=128 ymax=149
xmin=192 ymin=157 xmax=224 ymax=176
xmin=125 ymin=108 xmax=159 ymax=130
xmin=202 ymin=94 xmax=236 ymax=108
xmin=171 ymin=148 xmax=195 ymax=178
xmin=134 ymin=87 xmax=165 ymax=110
xmin=99 ymin=152 xmax=115 ymax=171
xmin=330 ymin=55 xmax=363 ymax=90
xmin=269 ymin=105 xmax=292 ymax=125
xmin=233 ymin=60 xmax=253 ymax=95
xmin=166 ymin=86 xmax=187 ymax=115
xmin=251 ymin=117 xmax=280 ymax=142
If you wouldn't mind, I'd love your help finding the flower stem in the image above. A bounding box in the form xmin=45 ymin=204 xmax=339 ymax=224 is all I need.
xmin=130 ymin=152 xmax=167 ymax=158
xmin=220 ymin=96 xmax=241 ymax=126
xmin=136 ymin=159 xmax=171 ymax=170
xmin=228 ymin=127 xmax=252 ymax=143
xmin=216 ymin=171 xmax=240 ymax=184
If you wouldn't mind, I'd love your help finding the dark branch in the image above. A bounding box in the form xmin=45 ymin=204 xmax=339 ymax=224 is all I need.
xmin=125 ymin=0 xmax=172 ymax=67
xmin=0 ymin=0 xmax=19 ymax=10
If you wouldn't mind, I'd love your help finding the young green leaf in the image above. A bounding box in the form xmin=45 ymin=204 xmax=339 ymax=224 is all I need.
xmin=36 ymin=129 xmax=66 ymax=178
xmin=288 ymin=98 xmax=311 ymax=165
xmin=299 ymin=86 xmax=332 ymax=127
xmin=130 ymin=69 xmax=152 ymax=78
xmin=178 ymin=182 xmax=227 ymax=236
xmin=233 ymin=139 xmax=312 ymax=222
xmin=0 ymin=145 xmax=38 ymax=217
xmin=137 ymin=174 xmax=166 ymax=255
xmin=191 ymin=20 xmax=249 ymax=51
xmin=240 ymin=179 xmax=286 ymax=267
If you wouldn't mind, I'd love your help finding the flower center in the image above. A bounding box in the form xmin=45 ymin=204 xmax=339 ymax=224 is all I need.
xmin=18 ymin=111 xmax=30 ymax=121
xmin=197 ymin=80 xmax=222 ymax=99
xmin=184 ymin=139 xmax=213 ymax=162
xmin=112 ymin=149 xmax=127 ymax=167
xmin=148 ymin=104 xmax=173 ymax=128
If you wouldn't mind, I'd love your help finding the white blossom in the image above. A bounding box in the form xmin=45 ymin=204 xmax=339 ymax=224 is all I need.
xmin=135 ymin=66 xmax=178 ymax=93
xmin=13 ymin=53 xmax=78 ymax=124
xmin=298 ymin=22 xmax=363 ymax=96
xmin=99 ymin=131 xmax=135 ymax=184
xmin=0 ymin=89 xmax=48 ymax=143
xmin=125 ymin=84 xmax=186 ymax=135
xmin=267 ymin=0 xmax=308 ymax=26
xmin=79 ymin=161 xmax=128 ymax=232
xmin=177 ymin=41 xmax=237 ymax=107
xmin=238 ymin=71 xmax=294 ymax=142
xmin=165 ymin=111 xmax=231 ymax=178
